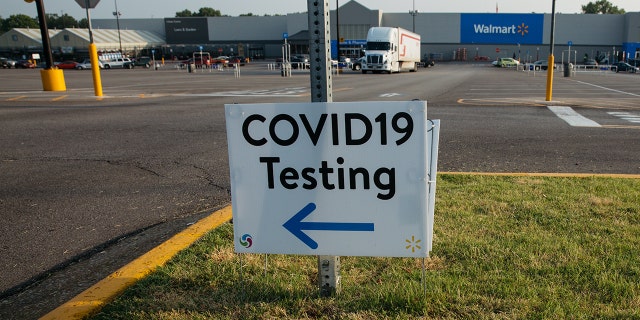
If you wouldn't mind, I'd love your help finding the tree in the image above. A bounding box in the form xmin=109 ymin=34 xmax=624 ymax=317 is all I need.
xmin=175 ymin=7 xmax=222 ymax=17
xmin=175 ymin=9 xmax=193 ymax=17
xmin=582 ymin=0 xmax=625 ymax=14
xmin=175 ymin=7 xmax=230 ymax=17
xmin=1 ymin=14 xmax=39 ymax=33
xmin=1 ymin=13 xmax=80 ymax=34
xmin=46 ymin=13 xmax=79 ymax=30
xmin=195 ymin=7 xmax=222 ymax=17
xmin=78 ymin=18 xmax=89 ymax=28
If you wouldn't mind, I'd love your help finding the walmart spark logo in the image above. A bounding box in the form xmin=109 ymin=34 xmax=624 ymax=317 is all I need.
xmin=517 ymin=23 xmax=529 ymax=36
xmin=405 ymin=235 xmax=422 ymax=253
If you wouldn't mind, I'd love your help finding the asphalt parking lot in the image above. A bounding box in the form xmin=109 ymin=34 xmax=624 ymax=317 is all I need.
xmin=1 ymin=62 xmax=639 ymax=319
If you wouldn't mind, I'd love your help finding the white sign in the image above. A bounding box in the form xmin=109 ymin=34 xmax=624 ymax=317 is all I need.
xmin=225 ymin=101 xmax=437 ymax=257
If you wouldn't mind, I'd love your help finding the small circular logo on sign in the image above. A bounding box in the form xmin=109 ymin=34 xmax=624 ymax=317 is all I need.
xmin=240 ymin=234 xmax=253 ymax=248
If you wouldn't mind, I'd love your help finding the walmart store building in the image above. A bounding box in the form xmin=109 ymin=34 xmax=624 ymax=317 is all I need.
xmin=4 ymin=0 xmax=639 ymax=63
xmin=152 ymin=0 xmax=639 ymax=63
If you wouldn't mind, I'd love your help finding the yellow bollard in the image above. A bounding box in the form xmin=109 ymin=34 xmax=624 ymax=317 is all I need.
xmin=40 ymin=68 xmax=66 ymax=91
xmin=545 ymin=54 xmax=554 ymax=101
xmin=89 ymin=43 xmax=103 ymax=97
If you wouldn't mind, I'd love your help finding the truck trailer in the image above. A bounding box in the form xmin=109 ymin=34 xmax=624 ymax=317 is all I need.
xmin=361 ymin=27 xmax=421 ymax=74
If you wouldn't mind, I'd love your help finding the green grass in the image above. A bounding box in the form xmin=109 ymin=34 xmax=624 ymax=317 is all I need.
xmin=91 ymin=174 xmax=640 ymax=319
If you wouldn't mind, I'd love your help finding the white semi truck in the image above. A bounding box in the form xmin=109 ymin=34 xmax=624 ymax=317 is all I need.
xmin=361 ymin=27 xmax=421 ymax=74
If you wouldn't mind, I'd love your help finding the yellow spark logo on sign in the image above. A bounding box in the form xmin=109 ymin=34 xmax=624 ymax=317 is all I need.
xmin=405 ymin=235 xmax=422 ymax=253
xmin=517 ymin=23 xmax=529 ymax=36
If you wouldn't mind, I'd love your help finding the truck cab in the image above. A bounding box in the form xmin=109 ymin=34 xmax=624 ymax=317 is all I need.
xmin=361 ymin=27 xmax=420 ymax=74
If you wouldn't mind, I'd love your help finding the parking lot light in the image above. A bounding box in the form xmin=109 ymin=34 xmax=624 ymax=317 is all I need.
xmin=113 ymin=0 xmax=122 ymax=53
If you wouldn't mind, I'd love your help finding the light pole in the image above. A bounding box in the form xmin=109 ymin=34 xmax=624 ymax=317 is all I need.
xmin=113 ymin=0 xmax=122 ymax=53
xmin=335 ymin=0 xmax=340 ymax=60
xmin=409 ymin=0 xmax=418 ymax=32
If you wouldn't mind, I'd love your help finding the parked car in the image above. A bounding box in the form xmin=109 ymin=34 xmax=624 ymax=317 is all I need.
xmin=421 ymin=56 xmax=435 ymax=67
xmin=76 ymin=59 xmax=103 ymax=70
xmin=524 ymin=60 xmax=551 ymax=71
xmin=228 ymin=56 xmax=245 ymax=67
xmin=212 ymin=56 xmax=229 ymax=66
xmin=291 ymin=55 xmax=310 ymax=69
xmin=179 ymin=58 xmax=194 ymax=69
xmin=16 ymin=60 xmax=36 ymax=69
xmin=420 ymin=54 xmax=436 ymax=68
xmin=181 ymin=57 xmax=219 ymax=69
xmin=133 ymin=56 xmax=152 ymax=68
xmin=102 ymin=58 xmax=134 ymax=69
xmin=611 ymin=62 xmax=638 ymax=73
xmin=55 ymin=61 xmax=80 ymax=69
xmin=582 ymin=59 xmax=598 ymax=69
xmin=495 ymin=57 xmax=519 ymax=68
xmin=1 ymin=57 xmax=17 ymax=68
xmin=337 ymin=56 xmax=351 ymax=69
xmin=351 ymin=57 xmax=365 ymax=71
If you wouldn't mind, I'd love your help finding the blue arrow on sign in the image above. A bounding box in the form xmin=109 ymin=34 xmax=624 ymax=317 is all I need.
xmin=283 ymin=203 xmax=375 ymax=249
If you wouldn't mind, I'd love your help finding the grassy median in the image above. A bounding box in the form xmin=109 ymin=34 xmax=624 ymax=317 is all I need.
xmin=91 ymin=174 xmax=640 ymax=319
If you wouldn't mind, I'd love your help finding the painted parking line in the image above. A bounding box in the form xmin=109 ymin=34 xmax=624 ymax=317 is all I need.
xmin=608 ymin=111 xmax=640 ymax=124
xmin=573 ymin=80 xmax=640 ymax=98
xmin=547 ymin=106 xmax=601 ymax=127
xmin=180 ymin=87 xmax=309 ymax=97
xmin=6 ymin=95 xmax=27 ymax=101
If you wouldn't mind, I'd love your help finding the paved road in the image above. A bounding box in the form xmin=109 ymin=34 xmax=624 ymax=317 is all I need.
xmin=1 ymin=63 xmax=639 ymax=319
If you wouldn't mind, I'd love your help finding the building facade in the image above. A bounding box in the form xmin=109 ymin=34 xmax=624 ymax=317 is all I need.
xmin=140 ymin=0 xmax=640 ymax=63
xmin=2 ymin=1 xmax=639 ymax=64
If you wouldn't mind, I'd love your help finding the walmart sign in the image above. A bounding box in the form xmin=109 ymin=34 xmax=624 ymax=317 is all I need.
xmin=461 ymin=14 xmax=543 ymax=44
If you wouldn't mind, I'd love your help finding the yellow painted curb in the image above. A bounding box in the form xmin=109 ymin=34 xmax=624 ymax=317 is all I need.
xmin=440 ymin=172 xmax=640 ymax=179
xmin=40 ymin=206 xmax=233 ymax=320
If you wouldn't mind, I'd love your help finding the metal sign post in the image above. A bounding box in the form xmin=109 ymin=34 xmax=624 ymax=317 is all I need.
xmin=307 ymin=0 xmax=337 ymax=297
xmin=75 ymin=0 xmax=103 ymax=96
xmin=281 ymin=33 xmax=291 ymax=77
xmin=151 ymin=49 xmax=156 ymax=70
xmin=199 ymin=46 xmax=203 ymax=72
xmin=308 ymin=0 xmax=333 ymax=104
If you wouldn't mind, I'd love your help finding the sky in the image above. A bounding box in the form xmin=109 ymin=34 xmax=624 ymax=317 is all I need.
xmin=3 ymin=0 xmax=640 ymax=20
